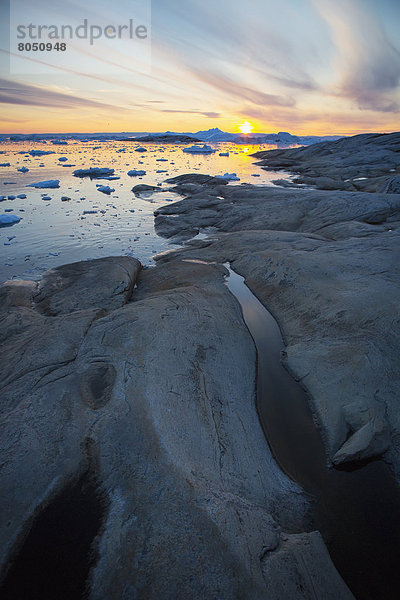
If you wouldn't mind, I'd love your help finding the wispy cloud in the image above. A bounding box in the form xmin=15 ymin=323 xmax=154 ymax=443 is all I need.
xmin=189 ymin=68 xmax=296 ymax=108
xmin=315 ymin=0 xmax=400 ymax=112
xmin=160 ymin=109 xmax=221 ymax=118
xmin=0 ymin=78 xmax=121 ymax=110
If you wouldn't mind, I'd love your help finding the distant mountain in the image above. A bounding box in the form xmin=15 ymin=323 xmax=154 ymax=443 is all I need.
xmin=194 ymin=128 xmax=238 ymax=142
xmin=0 ymin=129 xmax=344 ymax=146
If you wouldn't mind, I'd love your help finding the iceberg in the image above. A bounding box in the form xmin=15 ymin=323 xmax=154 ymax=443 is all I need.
xmin=27 ymin=180 xmax=60 ymax=188
xmin=28 ymin=150 xmax=55 ymax=156
xmin=183 ymin=144 xmax=216 ymax=154
xmin=58 ymin=157 xmax=68 ymax=162
xmin=135 ymin=147 xmax=147 ymax=152
xmin=219 ymin=152 xmax=229 ymax=157
xmin=128 ymin=170 xmax=146 ymax=176
xmin=215 ymin=172 xmax=240 ymax=181
xmin=97 ymin=185 xmax=114 ymax=194
xmin=0 ymin=214 xmax=21 ymax=226
xmin=0 ymin=163 xmax=11 ymax=167
xmin=17 ymin=167 xmax=29 ymax=172
xmin=73 ymin=168 xmax=114 ymax=178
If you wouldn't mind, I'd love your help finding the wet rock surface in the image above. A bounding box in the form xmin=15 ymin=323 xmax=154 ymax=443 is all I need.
xmin=154 ymin=183 xmax=400 ymax=477
xmin=252 ymin=132 xmax=400 ymax=193
xmin=0 ymin=256 xmax=352 ymax=598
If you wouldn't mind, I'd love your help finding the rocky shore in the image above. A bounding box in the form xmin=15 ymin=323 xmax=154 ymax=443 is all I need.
xmin=252 ymin=131 xmax=400 ymax=193
xmin=0 ymin=256 xmax=353 ymax=598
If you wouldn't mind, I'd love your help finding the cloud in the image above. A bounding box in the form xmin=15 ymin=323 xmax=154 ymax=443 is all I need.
xmin=314 ymin=0 xmax=400 ymax=112
xmin=189 ymin=68 xmax=296 ymax=108
xmin=0 ymin=78 xmax=124 ymax=110
xmin=160 ymin=109 xmax=221 ymax=118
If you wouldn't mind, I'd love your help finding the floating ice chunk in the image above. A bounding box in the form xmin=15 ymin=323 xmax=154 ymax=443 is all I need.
xmin=135 ymin=147 xmax=147 ymax=152
xmin=17 ymin=194 xmax=26 ymax=198
xmin=128 ymin=170 xmax=146 ymax=176
xmin=183 ymin=144 xmax=216 ymax=154
xmin=17 ymin=166 xmax=29 ymax=172
xmin=51 ymin=140 xmax=67 ymax=145
xmin=251 ymin=173 xmax=260 ymax=177
xmin=73 ymin=167 xmax=114 ymax=178
xmin=27 ymin=179 xmax=60 ymax=188
xmin=41 ymin=195 xmax=52 ymax=200
xmin=8 ymin=195 xmax=16 ymax=200
xmin=219 ymin=152 xmax=229 ymax=157
xmin=61 ymin=196 xmax=71 ymax=201
xmin=58 ymin=157 xmax=68 ymax=161
xmin=156 ymin=158 xmax=168 ymax=162
xmin=102 ymin=176 xmax=120 ymax=180
xmin=83 ymin=210 xmax=98 ymax=214
xmin=215 ymin=172 xmax=240 ymax=181
xmin=97 ymin=185 xmax=114 ymax=194
xmin=28 ymin=150 xmax=55 ymax=156
xmin=0 ymin=196 xmax=6 ymax=201
xmin=0 ymin=163 xmax=11 ymax=167
xmin=0 ymin=213 xmax=21 ymax=226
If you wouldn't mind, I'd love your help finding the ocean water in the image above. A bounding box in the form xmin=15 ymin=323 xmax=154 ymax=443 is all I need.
xmin=0 ymin=140 xmax=291 ymax=282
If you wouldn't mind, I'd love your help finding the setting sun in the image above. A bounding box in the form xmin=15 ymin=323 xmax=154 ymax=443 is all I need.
xmin=239 ymin=121 xmax=254 ymax=134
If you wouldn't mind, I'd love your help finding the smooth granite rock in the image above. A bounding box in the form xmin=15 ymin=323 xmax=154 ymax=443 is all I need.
xmin=252 ymin=132 xmax=400 ymax=193
xmin=0 ymin=257 xmax=353 ymax=598
xmin=154 ymin=183 xmax=400 ymax=476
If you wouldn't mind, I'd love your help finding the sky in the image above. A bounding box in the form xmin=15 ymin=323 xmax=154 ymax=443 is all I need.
xmin=0 ymin=0 xmax=399 ymax=135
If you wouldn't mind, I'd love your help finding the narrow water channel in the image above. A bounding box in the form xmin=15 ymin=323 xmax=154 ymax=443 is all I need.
xmin=224 ymin=264 xmax=400 ymax=600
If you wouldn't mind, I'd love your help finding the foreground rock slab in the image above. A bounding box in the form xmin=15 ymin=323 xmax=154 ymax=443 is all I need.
xmin=0 ymin=257 xmax=352 ymax=599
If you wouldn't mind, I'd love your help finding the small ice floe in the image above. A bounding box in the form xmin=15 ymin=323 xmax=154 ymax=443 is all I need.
xmin=5 ymin=208 xmax=13 ymax=212
xmin=27 ymin=180 xmax=60 ymax=188
xmin=0 ymin=163 xmax=11 ymax=167
xmin=135 ymin=147 xmax=147 ymax=152
xmin=183 ymin=144 xmax=216 ymax=154
xmin=8 ymin=195 xmax=16 ymax=200
xmin=58 ymin=157 xmax=68 ymax=162
xmin=97 ymin=185 xmax=114 ymax=194
xmin=216 ymin=173 xmax=240 ymax=181
xmin=17 ymin=166 xmax=29 ymax=172
xmin=73 ymin=167 xmax=114 ymax=178
xmin=116 ymin=148 xmax=126 ymax=153
xmin=83 ymin=210 xmax=98 ymax=214
xmin=17 ymin=194 xmax=26 ymax=198
xmin=129 ymin=209 xmax=135 ymax=213
xmin=156 ymin=170 xmax=168 ymax=173
xmin=128 ymin=169 xmax=146 ymax=177
xmin=3 ymin=182 xmax=16 ymax=185
xmin=51 ymin=140 xmax=68 ymax=145
xmin=61 ymin=196 xmax=71 ymax=201
xmin=41 ymin=195 xmax=52 ymax=200
xmin=156 ymin=158 xmax=168 ymax=162
xmin=0 ymin=214 xmax=21 ymax=226
xmin=0 ymin=196 xmax=6 ymax=201
xmin=28 ymin=150 xmax=55 ymax=156
xmin=61 ymin=164 xmax=76 ymax=167
xmin=219 ymin=152 xmax=229 ymax=157
xmin=102 ymin=176 xmax=120 ymax=180
xmin=49 ymin=251 xmax=59 ymax=256
xmin=251 ymin=173 xmax=260 ymax=177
